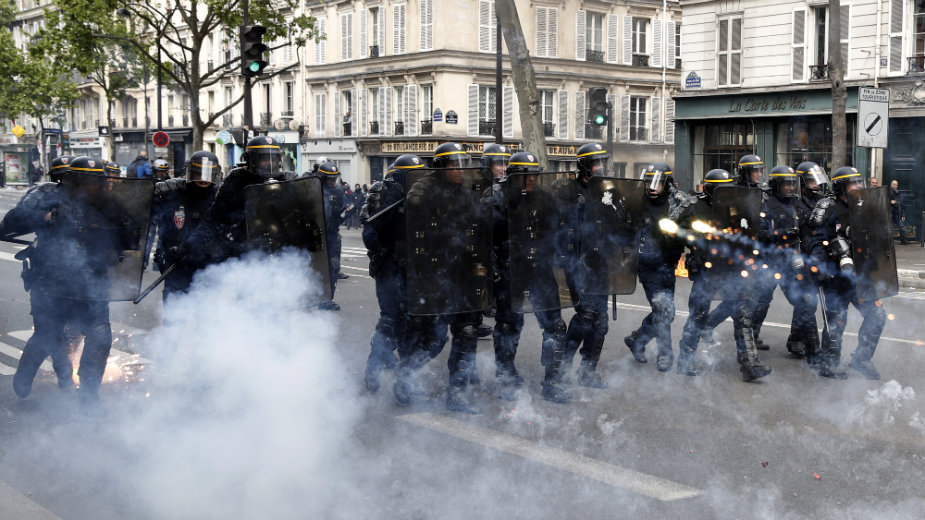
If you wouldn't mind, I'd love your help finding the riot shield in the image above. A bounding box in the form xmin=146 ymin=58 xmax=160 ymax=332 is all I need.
xmin=57 ymin=173 xmax=154 ymax=301
xmin=849 ymin=186 xmax=899 ymax=300
xmin=580 ymin=177 xmax=647 ymax=295
xmin=505 ymin=172 xmax=574 ymax=313
xmin=244 ymin=176 xmax=332 ymax=300
xmin=405 ymin=167 xmax=492 ymax=315
xmin=703 ymin=185 xmax=763 ymax=300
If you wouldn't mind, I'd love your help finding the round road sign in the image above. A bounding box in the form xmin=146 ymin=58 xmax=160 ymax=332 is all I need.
xmin=153 ymin=131 xmax=170 ymax=148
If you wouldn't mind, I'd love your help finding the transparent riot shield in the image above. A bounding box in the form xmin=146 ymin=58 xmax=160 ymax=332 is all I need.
xmin=703 ymin=185 xmax=764 ymax=300
xmin=244 ymin=176 xmax=332 ymax=300
xmin=505 ymin=171 xmax=574 ymax=313
xmin=580 ymin=177 xmax=647 ymax=295
xmin=57 ymin=173 xmax=154 ymax=301
xmin=849 ymin=186 xmax=899 ymax=300
xmin=405 ymin=167 xmax=492 ymax=316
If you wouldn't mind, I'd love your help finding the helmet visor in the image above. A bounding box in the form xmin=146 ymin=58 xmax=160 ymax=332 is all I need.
xmin=804 ymin=166 xmax=830 ymax=192
xmin=189 ymin=156 xmax=217 ymax=184
xmin=773 ymin=176 xmax=800 ymax=197
xmin=442 ymin=154 xmax=471 ymax=169
xmin=583 ymin=156 xmax=612 ymax=177
xmin=640 ymin=170 xmax=668 ymax=193
xmin=251 ymin=149 xmax=281 ymax=179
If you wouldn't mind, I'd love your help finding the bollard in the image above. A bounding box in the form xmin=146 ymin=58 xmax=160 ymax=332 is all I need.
xmin=921 ymin=211 xmax=924 ymax=247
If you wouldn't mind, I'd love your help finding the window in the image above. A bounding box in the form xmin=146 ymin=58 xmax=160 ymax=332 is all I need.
xmin=632 ymin=17 xmax=649 ymax=55
xmin=915 ymin=0 xmax=925 ymax=70
xmin=421 ymin=85 xmax=433 ymax=134
xmin=814 ymin=7 xmax=827 ymax=67
xmin=586 ymin=12 xmax=604 ymax=61
xmin=420 ymin=0 xmax=434 ymax=51
xmin=479 ymin=0 xmax=497 ymax=52
xmin=479 ymin=86 xmax=496 ymax=122
xmin=536 ymin=6 xmax=558 ymax=58
xmin=342 ymin=90 xmax=353 ymax=136
xmin=370 ymin=8 xmax=383 ymax=55
xmin=370 ymin=88 xmax=379 ymax=134
xmin=717 ymin=16 xmax=742 ymax=86
xmin=675 ymin=23 xmax=682 ymax=68
xmin=540 ymin=89 xmax=555 ymax=137
xmin=393 ymin=3 xmax=406 ymax=55
xmin=315 ymin=92 xmax=326 ymax=137
xmin=395 ymin=86 xmax=404 ymax=135
xmin=341 ymin=11 xmax=353 ymax=60
xmin=629 ymin=96 xmax=647 ymax=141
xmin=285 ymin=82 xmax=294 ymax=114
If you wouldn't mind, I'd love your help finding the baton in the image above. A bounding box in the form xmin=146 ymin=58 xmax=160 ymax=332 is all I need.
xmin=817 ymin=285 xmax=830 ymax=339
xmin=133 ymin=259 xmax=184 ymax=304
xmin=365 ymin=198 xmax=405 ymax=223
xmin=1 ymin=236 xmax=33 ymax=246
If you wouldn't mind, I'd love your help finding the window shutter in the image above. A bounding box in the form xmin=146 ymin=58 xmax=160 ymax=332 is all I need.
xmin=840 ymin=4 xmax=850 ymax=77
xmin=377 ymin=8 xmax=385 ymax=50
xmin=620 ymin=95 xmax=629 ymax=143
xmin=665 ymin=99 xmax=675 ymax=144
xmin=359 ymin=88 xmax=367 ymax=137
xmin=548 ymin=8 xmax=558 ymax=58
xmin=557 ymin=90 xmax=568 ymax=140
xmin=406 ymin=85 xmax=418 ymax=136
xmin=718 ymin=18 xmax=728 ymax=86
xmin=334 ymin=93 xmax=341 ymax=137
xmin=316 ymin=17 xmax=326 ymax=65
xmin=468 ymin=84 xmax=479 ymax=136
xmin=420 ymin=0 xmax=433 ymax=51
xmin=503 ymin=85 xmax=514 ymax=138
xmin=536 ymin=7 xmax=548 ymax=57
xmin=378 ymin=86 xmax=387 ymax=136
xmin=650 ymin=96 xmax=660 ymax=143
xmin=731 ymin=18 xmax=742 ymax=84
xmin=889 ymin=0 xmax=904 ymax=73
xmin=623 ymin=16 xmax=633 ymax=64
xmin=575 ymin=90 xmax=586 ymax=140
xmin=393 ymin=4 xmax=406 ymax=55
xmin=575 ymin=10 xmax=586 ymax=61
xmin=653 ymin=19 xmax=663 ymax=67
xmin=606 ymin=14 xmax=619 ymax=63
xmin=384 ymin=87 xmax=393 ymax=136
xmin=479 ymin=1 xmax=495 ymax=53
xmin=341 ymin=13 xmax=352 ymax=61
xmin=792 ymin=10 xmax=806 ymax=81
xmin=667 ymin=21 xmax=676 ymax=69
xmin=360 ymin=9 xmax=368 ymax=58
xmin=607 ymin=92 xmax=616 ymax=134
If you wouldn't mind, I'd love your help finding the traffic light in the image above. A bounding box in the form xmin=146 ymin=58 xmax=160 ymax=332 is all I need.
xmin=588 ymin=88 xmax=609 ymax=127
xmin=240 ymin=25 xmax=268 ymax=76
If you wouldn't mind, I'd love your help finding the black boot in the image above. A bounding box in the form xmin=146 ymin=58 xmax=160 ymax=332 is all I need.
xmin=656 ymin=343 xmax=674 ymax=372
xmin=623 ymin=331 xmax=648 ymax=364
xmin=446 ymin=363 xmax=482 ymax=414
xmin=576 ymin=359 xmax=607 ymax=389
xmin=812 ymin=336 xmax=847 ymax=379
xmin=735 ymin=330 xmax=772 ymax=382
xmin=785 ymin=337 xmax=806 ymax=358
xmin=849 ymin=349 xmax=881 ymax=380
xmin=13 ymin=347 xmax=45 ymax=398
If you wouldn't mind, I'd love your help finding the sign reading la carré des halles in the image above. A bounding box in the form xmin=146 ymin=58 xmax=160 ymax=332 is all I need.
xmin=728 ymin=94 xmax=809 ymax=114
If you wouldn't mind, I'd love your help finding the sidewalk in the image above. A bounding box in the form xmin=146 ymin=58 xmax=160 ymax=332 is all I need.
xmin=894 ymin=241 xmax=925 ymax=289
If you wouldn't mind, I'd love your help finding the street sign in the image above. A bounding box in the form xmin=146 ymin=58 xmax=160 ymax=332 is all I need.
xmin=445 ymin=110 xmax=458 ymax=124
xmin=433 ymin=108 xmax=443 ymax=122
xmin=857 ymin=87 xmax=890 ymax=149
xmin=153 ymin=131 xmax=170 ymax=148
xmin=11 ymin=125 xmax=25 ymax=138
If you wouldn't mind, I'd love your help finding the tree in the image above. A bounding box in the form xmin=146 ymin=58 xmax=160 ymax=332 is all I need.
xmin=828 ymin=0 xmax=847 ymax=171
xmin=67 ymin=0 xmax=322 ymax=150
xmin=495 ymin=0 xmax=547 ymax=169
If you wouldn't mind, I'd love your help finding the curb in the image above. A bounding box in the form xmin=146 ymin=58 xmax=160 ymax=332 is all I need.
xmin=898 ymin=269 xmax=925 ymax=290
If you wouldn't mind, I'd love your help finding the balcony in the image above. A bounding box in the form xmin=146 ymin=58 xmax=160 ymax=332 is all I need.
xmin=632 ymin=54 xmax=650 ymax=67
xmin=543 ymin=122 xmax=555 ymax=137
xmin=259 ymin=112 xmax=271 ymax=126
xmin=810 ymin=64 xmax=828 ymax=81
xmin=479 ymin=120 xmax=496 ymax=136
xmin=394 ymin=121 xmax=404 ymax=136
xmin=421 ymin=119 xmax=433 ymax=135
xmin=369 ymin=45 xmax=380 ymax=58
xmin=629 ymin=128 xmax=648 ymax=142
xmin=132 ymin=117 xmax=138 ymax=127
xmin=675 ymin=58 xmax=682 ymax=69
xmin=369 ymin=120 xmax=379 ymax=135
xmin=909 ymin=56 xmax=925 ymax=74
xmin=281 ymin=110 xmax=294 ymax=119
xmin=584 ymin=124 xmax=604 ymax=140
xmin=168 ymin=115 xmax=174 ymax=126
xmin=122 ymin=117 xmax=129 ymax=128
xmin=207 ymin=60 xmax=214 ymax=71
xmin=343 ymin=122 xmax=352 ymax=136
xmin=585 ymin=49 xmax=604 ymax=63
xmin=182 ymin=114 xmax=189 ymax=126
xmin=223 ymin=114 xmax=233 ymax=126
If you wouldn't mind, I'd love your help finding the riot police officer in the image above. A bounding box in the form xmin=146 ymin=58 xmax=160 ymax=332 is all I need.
xmin=805 ymin=166 xmax=887 ymax=379
xmin=557 ymin=142 xmax=612 ymax=388
xmin=315 ymin=161 xmax=347 ymax=309
xmin=1 ymin=155 xmax=76 ymax=394
xmin=151 ymin=151 xmax=221 ymax=300
xmin=677 ymin=168 xmax=772 ymax=381
xmin=153 ymin=159 xmax=171 ymax=182
xmin=624 ymin=162 xmax=691 ymax=371
xmin=361 ymin=154 xmax=423 ymax=392
xmin=737 ymin=154 xmax=766 ymax=188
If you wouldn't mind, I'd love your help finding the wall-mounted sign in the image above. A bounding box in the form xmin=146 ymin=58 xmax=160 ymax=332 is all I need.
xmin=857 ymin=87 xmax=890 ymax=149
xmin=685 ymin=72 xmax=701 ymax=89
xmin=433 ymin=108 xmax=443 ymax=122
xmin=216 ymin=130 xmax=233 ymax=145
xmin=445 ymin=110 xmax=458 ymax=124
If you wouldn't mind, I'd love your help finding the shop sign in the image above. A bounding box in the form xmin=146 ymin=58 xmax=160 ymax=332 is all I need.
xmin=11 ymin=125 xmax=25 ymax=138
xmin=381 ymin=141 xmax=440 ymax=154
xmin=728 ymin=95 xmax=808 ymax=114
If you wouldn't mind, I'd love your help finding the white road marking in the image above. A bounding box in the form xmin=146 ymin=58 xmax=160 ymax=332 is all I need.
xmin=399 ymin=412 xmax=704 ymax=502
xmin=0 ymin=480 xmax=63 ymax=520
xmin=0 ymin=251 xmax=18 ymax=263
xmin=1 ymin=329 xmax=152 ymax=376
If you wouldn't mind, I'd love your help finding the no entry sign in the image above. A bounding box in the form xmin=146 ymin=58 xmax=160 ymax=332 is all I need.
xmin=153 ymin=131 xmax=170 ymax=148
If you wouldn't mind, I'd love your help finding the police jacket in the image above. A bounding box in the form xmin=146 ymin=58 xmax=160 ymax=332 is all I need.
xmin=805 ymin=195 xmax=852 ymax=281
xmin=152 ymin=180 xmax=218 ymax=271
xmin=637 ymin=187 xmax=689 ymax=272
xmin=185 ymin=166 xmax=263 ymax=260
xmin=361 ymin=178 xmax=405 ymax=277
xmin=759 ymin=192 xmax=802 ymax=269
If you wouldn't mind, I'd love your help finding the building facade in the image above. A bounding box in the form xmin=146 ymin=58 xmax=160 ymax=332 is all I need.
xmin=676 ymin=0 xmax=925 ymax=239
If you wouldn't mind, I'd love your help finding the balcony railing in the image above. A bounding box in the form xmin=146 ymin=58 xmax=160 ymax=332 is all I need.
xmin=223 ymin=114 xmax=233 ymax=126
xmin=168 ymin=115 xmax=174 ymax=126
xmin=208 ymin=60 xmax=214 ymax=71
xmin=629 ymin=128 xmax=648 ymax=142
xmin=584 ymin=124 xmax=603 ymax=140
xmin=675 ymin=58 xmax=682 ymax=69
xmin=478 ymin=120 xmax=496 ymax=136
xmin=586 ymin=49 xmax=604 ymax=63
xmin=122 ymin=117 xmax=129 ymax=128
xmin=810 ymin=64 xmax=828 ymax=80
xmin=394 ymin=121 xmax=404 ymax=135
xmin=369 ymin=121 xmax=379 ymax=135
xmin=909 ymin=55 xmax=925 ymax=74
xmin=632 ymin=54 xmax=649 ymax=67
xmin=132 ymin=117 xmax=137 ymax=127
xmin=182 ymin=114 xmax=189 ymax=126
xmin=421 ymin=119 xmax=433 ymax=135
xmin=543 ymin=121 xmax=555 ymax=137
xmin=343 ymin=122 xmax=352 ymax=136
xmin=369 ymin=45 xmax=380 ymax=58
xmin=281 ymin=110 xmax=294 ymax=119
xmin=259 ymin=112 xmax=271 ymax=126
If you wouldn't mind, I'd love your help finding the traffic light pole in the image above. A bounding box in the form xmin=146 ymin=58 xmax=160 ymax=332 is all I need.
xmin=242 ymin=0 xmax=253 ymax=130
xmin=607 ymin=104 xmax=614 ymax=166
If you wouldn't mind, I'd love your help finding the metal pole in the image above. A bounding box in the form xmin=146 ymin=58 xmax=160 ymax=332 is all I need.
xmin=242 ymin=0 xmax=253 ymax=130
xmin=607 ymin=103 xmax=614 ymax=168
xmin=156 ymin=45 xmax=163 ymax=131
xmin=494 ymin=17 xmax=502 ymax=145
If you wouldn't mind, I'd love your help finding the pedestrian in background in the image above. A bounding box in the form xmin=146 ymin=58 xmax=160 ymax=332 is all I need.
xmin=890 ymin=179 xmax=909 ymax=245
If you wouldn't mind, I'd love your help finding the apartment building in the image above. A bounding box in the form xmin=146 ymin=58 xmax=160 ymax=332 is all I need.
xmin=676 ymin=0 xmax=924 ymax=238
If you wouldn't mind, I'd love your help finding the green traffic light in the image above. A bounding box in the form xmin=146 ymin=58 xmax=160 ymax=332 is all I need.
xmin=594 ymin=114 xmax=606 ymax=125
xmin=248 ymin=62 xmax=261 ymax=73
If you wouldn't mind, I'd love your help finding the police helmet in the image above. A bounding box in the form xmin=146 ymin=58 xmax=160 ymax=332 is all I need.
xmin=68 ymin=156 xmax=106 ymax=176
xmin=703 ymin=168 xmax=733 ymax=199
xmin=152 ymin=159 xmax=170 ymax=180
xmin=48 ymin=155 xmax=75 ymax=182
xmin=576 ymin=143 xmax=611 ymax=180
xmin=640 ymin=161 xmax=672 ymax=199
xmin=795 ymin=161 xmax=830 ymax=195
xmin=312 ymin=156 xmax=331 ymax=173
xmin=481 ymin=143 xmax=512 ymax=179
xmin=831 ymin=166 xmax=863 ymax=196
xmin=104 ymin=160 xmax=122 ymax=178
xmin=768 ymin=165 xmax=798 ymax=198
xmin=318 ymin=161 xmax=340 ymax=180
xmin=432 ymin=142 xmax=470 ymax=169
xmin=506 ymin=151 xmax=541 ymax=175
xmin=245 ymin=135 xmax=283 ymax=180
xmin=736 ymin=154 xmax=765 ymax=187
xmin=386 ymin=154 xmax=424 ymax=187
xmin=187 ymin=150 xmax=221 ymax=184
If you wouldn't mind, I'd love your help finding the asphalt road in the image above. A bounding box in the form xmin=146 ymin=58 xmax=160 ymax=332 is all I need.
xmin=1 ymin=188 xmax=924 ymax=519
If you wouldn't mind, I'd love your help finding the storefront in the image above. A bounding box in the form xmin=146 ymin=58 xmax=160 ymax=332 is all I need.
xmin=882 ymin=79 xmax=925 ymax=242
xmin=113 ymin=131 xmax=148 ymax=167
xmin=302 ymin=139 xmax=357 ymax=184
xmin=1 ymin=140 xmax=33 ymax=185
xmin=265 ymin=130 xmax=303 ymax=175
xmin=68 ymin=134 xmax=104 ymax=160
xmin=673 ymin=87 xmax=868 ymax=192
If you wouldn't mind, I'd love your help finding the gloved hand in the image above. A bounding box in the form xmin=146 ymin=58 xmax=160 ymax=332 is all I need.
xmin=155 ymin=178 xmax=185 ymax=195
xmin=166 ymin=242 xmax=190 ymax=264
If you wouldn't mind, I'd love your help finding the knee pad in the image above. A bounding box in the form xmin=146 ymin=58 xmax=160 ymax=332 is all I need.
xmin=495 ymin=321 xmax=519 ymax=338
